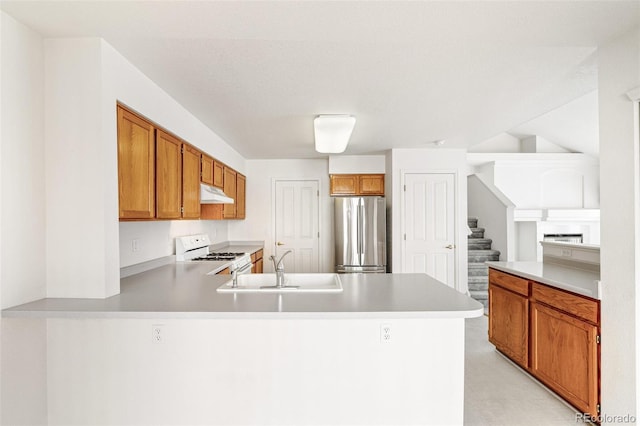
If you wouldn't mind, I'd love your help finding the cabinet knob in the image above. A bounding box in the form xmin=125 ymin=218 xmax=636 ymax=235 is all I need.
xmin=276 ymin=241 xmax=285 ymax=246
xmin=445 ymin=244 xmax=455 ymax=249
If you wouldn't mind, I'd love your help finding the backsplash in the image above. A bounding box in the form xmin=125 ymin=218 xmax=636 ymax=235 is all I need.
xmin=541 ymin=241 xmax=600 ymax=273
xmin=119 ymin=220 xmax=229 ymax=268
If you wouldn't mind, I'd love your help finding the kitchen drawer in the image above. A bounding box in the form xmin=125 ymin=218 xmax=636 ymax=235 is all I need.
xmin=531 ymin=282 xmax=599 ymax=324
xmin=489 ymin=268 xmax=529 ymax=296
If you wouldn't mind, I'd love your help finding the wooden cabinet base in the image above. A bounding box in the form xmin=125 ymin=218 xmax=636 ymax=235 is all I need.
xmin=488 ymin=267 xmax=600 ymax=420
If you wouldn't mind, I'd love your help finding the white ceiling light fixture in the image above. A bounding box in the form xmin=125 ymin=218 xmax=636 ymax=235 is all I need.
xmin=314 ymin=115 xmax=356 ymax=153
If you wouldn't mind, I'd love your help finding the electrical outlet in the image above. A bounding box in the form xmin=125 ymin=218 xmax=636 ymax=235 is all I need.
xmin=132 ymin=239 xmax=140 ymax=253
xmin=380 ymin=323 xmax=392 ymax=344
xmin=152 ymin=324 xmax=164 ymax=344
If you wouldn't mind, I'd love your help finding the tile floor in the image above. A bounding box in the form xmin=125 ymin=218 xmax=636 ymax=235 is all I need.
xmin=464 ymin=315 xmax=583 ymax=425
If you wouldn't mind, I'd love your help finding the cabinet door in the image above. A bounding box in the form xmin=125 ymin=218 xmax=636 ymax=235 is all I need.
xmin=330 ymin=175 xmax=357 ymax=195
xmin=182 ymin=145 xmax=201 ymax=219
xmin=530 ymin=301 xmax=599 ymax=417
xmin=156 ymin=130 xmax=182 ymax=219
xmin=213 ymin=161 xmax=224 ymax=188
xmin=117 ymin=106 xmax=155 ymax=219
xmin=358 ymin=174 xmax=385 ymax=195
xmin=223 ymin=167 xmax=237 ymax=219
xmin=201 ymin=154 xmax=214 ymax=185
xmin=489 ymin=283 xmax=529 ymax=367
xmin=236 ymin=173 xmax=246 ymax=219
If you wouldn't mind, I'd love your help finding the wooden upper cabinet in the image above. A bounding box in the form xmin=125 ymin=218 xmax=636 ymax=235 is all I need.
xmin=236 ymin=173 xmax=246 ymax=219
xmin=213 ymin=161 xmax=224 ymax=188
xmin=330 ymin=174 xmax=358 ymax=195
xmin=117 ymin=106 xmax=156 ymax=219
xmin=201 ymin=154 xmax=214 ymax=185
xmin=155 ymin=130 xmax=182 ymax=219
xmin=223 ymin=167 xmax=237 ymax=219
xmin=330 ymin=174 xmax=385 ymax=196
xmin=359 ymin=174 xmax=385 ymax=195
xmin=182 ymin=145 xmax=201 ymax=219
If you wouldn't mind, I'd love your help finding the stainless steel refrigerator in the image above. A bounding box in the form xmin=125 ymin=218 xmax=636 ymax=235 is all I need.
xmin=335 ymin=196 xmax=387 ymax=273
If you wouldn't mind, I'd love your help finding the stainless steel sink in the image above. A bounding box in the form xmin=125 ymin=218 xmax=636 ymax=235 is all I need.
xmin=216 ymin=273 xmax=343 ymax=293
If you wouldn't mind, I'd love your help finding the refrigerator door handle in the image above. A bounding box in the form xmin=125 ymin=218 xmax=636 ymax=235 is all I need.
xmin=358 ymin=200 xmax=364 ymax=265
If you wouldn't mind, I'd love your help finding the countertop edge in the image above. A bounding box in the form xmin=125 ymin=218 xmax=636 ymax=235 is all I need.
xmin=486 ymin=261 xmax=601 ymax=300
xmin=3 ymin=307 xmax=484 ymax=320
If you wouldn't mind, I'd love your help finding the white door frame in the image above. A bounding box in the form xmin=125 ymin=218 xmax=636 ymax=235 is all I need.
xmin=270 ymin=178 xmax=322 ymax=273
xmin=400 ymin=169 xmax=462 ymax=292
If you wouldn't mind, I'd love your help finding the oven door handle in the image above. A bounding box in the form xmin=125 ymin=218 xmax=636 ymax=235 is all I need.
xmin=233 ymin=262 xmax=253 ymax=274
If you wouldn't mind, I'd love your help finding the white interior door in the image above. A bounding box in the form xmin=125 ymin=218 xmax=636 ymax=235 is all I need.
xmin=274 ymin=180 xmax=320 ymax=273
xmin=403 ymin=173 xmax=456 ymax=287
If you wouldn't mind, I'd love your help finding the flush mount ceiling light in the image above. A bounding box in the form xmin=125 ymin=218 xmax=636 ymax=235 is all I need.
xmin=314 ymin=115 xmax=356 ymax=153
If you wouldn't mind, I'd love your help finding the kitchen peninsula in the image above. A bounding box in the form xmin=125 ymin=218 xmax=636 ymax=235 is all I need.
xmin=486 ymin=241 xmax=601 ymax=419
xmin=3 ymin=265 xmax=482 ymax=426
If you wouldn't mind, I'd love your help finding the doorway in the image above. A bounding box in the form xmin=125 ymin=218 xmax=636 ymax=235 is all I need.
xmin=273 ymin=179 xmax=320 ymax=273
xmin=403 ymin=172 xmax=457 ymax=287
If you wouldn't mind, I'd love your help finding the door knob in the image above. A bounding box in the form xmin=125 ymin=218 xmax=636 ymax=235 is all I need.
xmin=445 ymin=244 xmax=455 ymax=249
xmin=276 ymin=242 xmax=285 ymax=246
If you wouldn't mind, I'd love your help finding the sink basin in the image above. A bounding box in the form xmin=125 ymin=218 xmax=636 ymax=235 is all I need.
xmin=216 ymin=273 xmax=343 ymax=293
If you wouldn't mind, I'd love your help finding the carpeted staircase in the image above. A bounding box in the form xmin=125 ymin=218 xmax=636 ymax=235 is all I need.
xmin=467 ymin=217 xmax=500 ymax=310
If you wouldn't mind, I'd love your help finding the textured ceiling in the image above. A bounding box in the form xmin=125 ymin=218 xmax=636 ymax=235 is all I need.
xmin=2 ymin=1 xmax=638 ymax=159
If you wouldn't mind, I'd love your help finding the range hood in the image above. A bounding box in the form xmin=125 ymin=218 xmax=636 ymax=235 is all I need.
xmin=200 ymin=183 xmax=234 ymax=204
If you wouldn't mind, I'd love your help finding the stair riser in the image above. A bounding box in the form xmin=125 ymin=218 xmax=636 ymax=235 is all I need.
xmin=469 ymin=231 xmax=484 ymax=238
xmin=468 ymin=242 xmax=492 ymax=250
xmin=469 ymin=255 xmax=500 ymax=262
xmin=468 ymin=283 xmax=488 ymax=292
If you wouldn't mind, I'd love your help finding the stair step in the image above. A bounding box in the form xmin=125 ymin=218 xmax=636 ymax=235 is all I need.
xmin=468 ymin=275 xmax=488 ymax=284
xmin=468 ymin=228 xmax=485 ymax=238
xmin=468 ymin=282 xmax=488 ymax=292
xmin=468 ymin=250 xmax=500 ymax=262
xmin=468 ymin=264 xmax=489 ymax=276
xmin=467 ymin=217 xmax=478 ymax=228
xmin=468 ymin=238 xmax=493 ymax=250
xmin=470 ymin=290 xmax=488 ymax=301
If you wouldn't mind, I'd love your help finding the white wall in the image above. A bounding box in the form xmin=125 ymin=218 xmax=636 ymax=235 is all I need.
xmin=389 ymin=149 xmax=468 ymax=293
xmin=1 ymin=12 xmax=46 ymax=309
xmin=229 ymin=159 xmax=333 ymax=273
xmin=467 ymin=174 xmax=515 ymax=261
xmin=119 ymin=221 xmax=230 ymax=268
xmin=489 ymin=157 xmax=600 ymax=209
xmin=39 ymin=37 xmax=247 ymax=291
xmin=328 ymin=155 xmax=386 ymax=174
xmin=598 ymin=27 xmax=640 ymax=421
xmin=41 ymin=317 xmax=464 ymax=426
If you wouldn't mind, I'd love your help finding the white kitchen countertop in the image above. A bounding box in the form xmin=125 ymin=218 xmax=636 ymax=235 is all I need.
xmin=3 ymin=261 xmax=483 ymax=319
xmin=486 ymin=261 xmax=601 ymax=300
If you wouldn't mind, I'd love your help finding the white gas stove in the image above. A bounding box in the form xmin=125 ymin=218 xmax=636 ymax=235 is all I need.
xmin=175 ymin=234 xmax=252 ymax=274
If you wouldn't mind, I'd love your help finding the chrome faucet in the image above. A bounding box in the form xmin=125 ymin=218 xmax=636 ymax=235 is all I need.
xmin=270 ymin=250 xmax=292 ymax=288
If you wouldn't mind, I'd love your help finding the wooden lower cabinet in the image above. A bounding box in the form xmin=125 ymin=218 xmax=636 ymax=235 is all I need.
xmin=488 ymin=267 xmax=600 ymax=419
xmin=489 ymin=283 xmax=528 ymax=367
xmin=530 ymin=301 xmax=599 ymax=417
xmin=251 ymin=249 xmax=264 ymax=273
